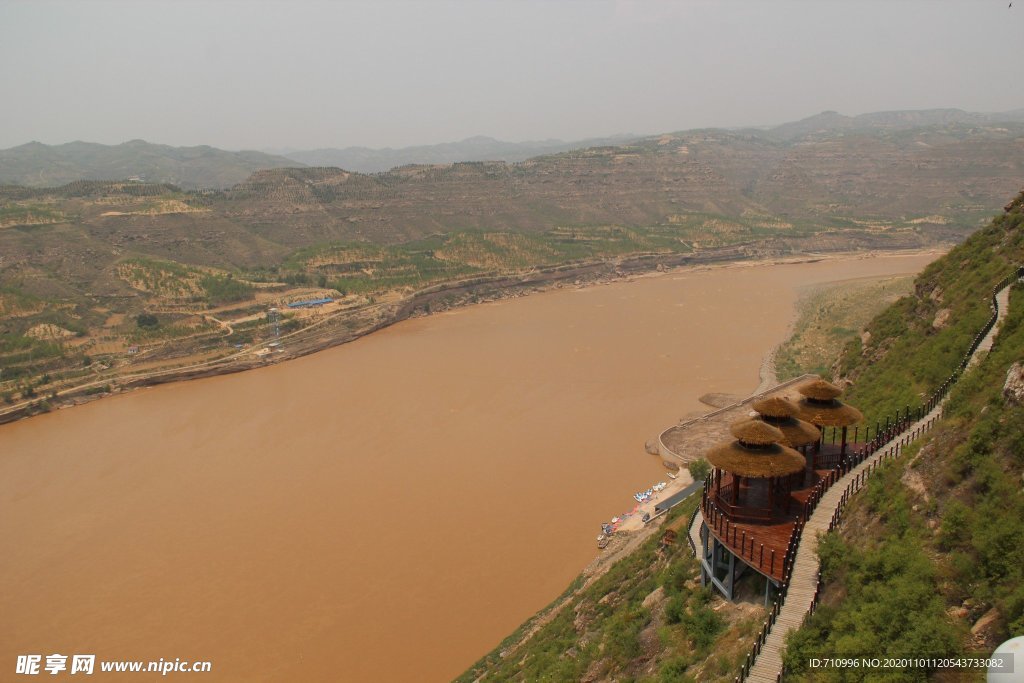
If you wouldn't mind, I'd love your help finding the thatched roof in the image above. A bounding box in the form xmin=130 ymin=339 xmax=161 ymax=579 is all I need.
xmin=752 ymin=396 xmax=800 ymax=418
xmin=758 ymin=414 xmax=821 ymax=447
xmin=729 ymin=419 xmax=784 ymax=445
xmin=706 ymin=441 xmax=806 ymax=478
xmin=798 ymin=378 xmax=844 ymax=401
xmin=796 ymin=398 xmax=864 ymax=427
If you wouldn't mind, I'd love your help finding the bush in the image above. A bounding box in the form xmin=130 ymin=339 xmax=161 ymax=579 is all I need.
xmin=602 ymin=607 xmax=647 ymax=664
xmin=200 ymin=273 xmax=253 ymax=305
xmin=817 ymin=532 xmax=850 ymax=581
xmin=664 ymin=594 xmax=687 ymax=624
xmin=938 ymin=501 xmax=969 ymax=550
xmin=136 ymin=313 xmax=159 ymax=329
xmin=658 ymin=655 xmax=695 ymax=683
xmin=679 ymin=603 xmax=723 ymax=650
xmin=688 ymin=458 xmax=711 ymax=481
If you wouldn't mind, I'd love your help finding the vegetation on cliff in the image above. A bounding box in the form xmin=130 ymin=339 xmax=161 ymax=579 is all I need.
xmin=783 ymin=192 xmax=1024 ymax=679
xmin=774 ymin=275 xmax=915 ymax=381
xmin=838 ymin=194 xmax=1024 ymax=424
xmin=456 ymin=499 xmax=761 ymax=683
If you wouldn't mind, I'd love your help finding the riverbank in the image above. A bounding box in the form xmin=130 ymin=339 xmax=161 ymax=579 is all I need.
xmin=1 ymin=250 xmax=945 ymax=682
xmin=0 ymin=244 xmax=948 ymax=426
xmin=476 ymin=261 xmax=935 ymax=671
xmin=480 ymin=372 xmax=817 ymax=671
xmin=544 ymin=249 xmax=946 ymax=600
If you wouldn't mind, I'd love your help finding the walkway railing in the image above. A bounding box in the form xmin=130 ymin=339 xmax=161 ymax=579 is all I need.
xmin=732 ymin=266 xmax=1021 ymax=683
xmin=701 ymin=494 xmax=794 ymax=580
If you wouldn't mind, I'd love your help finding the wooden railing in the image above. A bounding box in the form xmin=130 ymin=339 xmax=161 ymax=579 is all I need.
xmin=702 ymin=488 xmax=796 ymax=580
xmin=711 ymin=495 xmax=774 ymax=522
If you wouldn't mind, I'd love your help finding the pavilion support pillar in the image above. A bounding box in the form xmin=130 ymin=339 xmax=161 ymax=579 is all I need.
xmin=806 ymin=439 xmax=818 ymax=479
xmin=699 ymin=523 xmax=710 ymax=589
xmin=840 ymin=426 xmax=848 ymax=458
xmin=726 ymin=550 xmax=736 ymax=600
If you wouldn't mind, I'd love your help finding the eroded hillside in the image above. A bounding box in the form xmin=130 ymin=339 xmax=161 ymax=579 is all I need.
xmin=1 ymin=119 xmax=1022 ymax=413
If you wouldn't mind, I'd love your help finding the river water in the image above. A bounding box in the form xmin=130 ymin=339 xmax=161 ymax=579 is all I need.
xmin=0 ymin=252 xmax=938 ymax=681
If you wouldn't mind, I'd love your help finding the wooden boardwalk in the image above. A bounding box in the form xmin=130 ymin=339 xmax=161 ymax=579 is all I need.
xmin=742 ymin=277 xmax=1016 ymax=683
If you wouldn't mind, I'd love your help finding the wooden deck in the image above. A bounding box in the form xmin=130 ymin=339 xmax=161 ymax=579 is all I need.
xmin=702 ymin=442 xmax=863 ymax=583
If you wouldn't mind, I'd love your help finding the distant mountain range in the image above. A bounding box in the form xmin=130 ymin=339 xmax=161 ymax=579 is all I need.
xmin=278 ymin=134 xmax=639 ymax=173
xmin=2 ymin=106 xmax=1022 ymax=347
xmin=759 ymin=107 xmax=1024 ymax=141
xmin=2 ymin=108 xmax=1023 ymax=190
xmin=0 ymin=140 xmax=299 ymax=190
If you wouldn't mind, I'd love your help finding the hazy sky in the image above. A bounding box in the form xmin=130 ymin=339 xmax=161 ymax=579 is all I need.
xmin=0 ymin=0 xmax=1021 ymax=150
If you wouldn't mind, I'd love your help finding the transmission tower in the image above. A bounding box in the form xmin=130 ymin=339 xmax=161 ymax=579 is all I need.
xmin=269 ymin=307 xmax=281 ymax=341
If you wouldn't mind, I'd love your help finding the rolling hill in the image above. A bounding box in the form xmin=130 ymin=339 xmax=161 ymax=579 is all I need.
xmin=1 ymin=108 xmax=1023 ymax=405
xmin=280 ymin=134 xmax=639 ymax=173
xmin=0 ymin=140 xmax=302 ymax=189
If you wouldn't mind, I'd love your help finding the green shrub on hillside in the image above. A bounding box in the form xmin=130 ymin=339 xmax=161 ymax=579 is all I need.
xmin=836 ymin=192 xmax=1024 ymax=424
xmin=199 ymin=273 xmax=253 ymax=305
xmin=455 ymin=498 xmax=751 ymax=682
xmin=784 ymin=509 xmax=959 ymax=680
xmin=784 ymin=194 xmax=1024 ymax=677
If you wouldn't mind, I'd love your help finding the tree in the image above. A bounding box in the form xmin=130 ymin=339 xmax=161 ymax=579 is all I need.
xmin=688 ymin=458 xmax=711 ymax=481
xmin=136 ymin=313 xmax=159 ymax=329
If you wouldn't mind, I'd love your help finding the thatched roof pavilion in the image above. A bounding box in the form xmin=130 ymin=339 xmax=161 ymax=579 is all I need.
xmin=751 ymin=396 xmax=821 ymax=449
xmin=795 ymin=378 xmax=864 ymax=461
xmin=796 ymin=378 xmax=843 ymax=401
xmin=705 ymin=419 xmax=806 ymax=522
xmin=706 ymin=420 xmax=805 ymax=478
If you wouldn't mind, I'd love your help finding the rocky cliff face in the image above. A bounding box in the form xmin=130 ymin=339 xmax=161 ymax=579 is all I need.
xmin=1004 ymin=362 xmax=1024 ymax=405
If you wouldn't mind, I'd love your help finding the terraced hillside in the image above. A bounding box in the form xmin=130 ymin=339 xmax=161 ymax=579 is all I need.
xmin=1 ymin=113 xmax=1022 ymax=411
xmin=214 ymin=120 xmax=1024 ymax=248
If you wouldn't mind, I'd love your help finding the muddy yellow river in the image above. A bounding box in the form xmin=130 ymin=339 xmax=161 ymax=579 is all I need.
xmin=0 ymin=252 xmax=939 ymax=681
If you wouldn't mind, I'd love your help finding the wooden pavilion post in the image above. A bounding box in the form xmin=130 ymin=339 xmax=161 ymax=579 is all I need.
xmin=813 ymin=422 xmax=824 ymax=469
